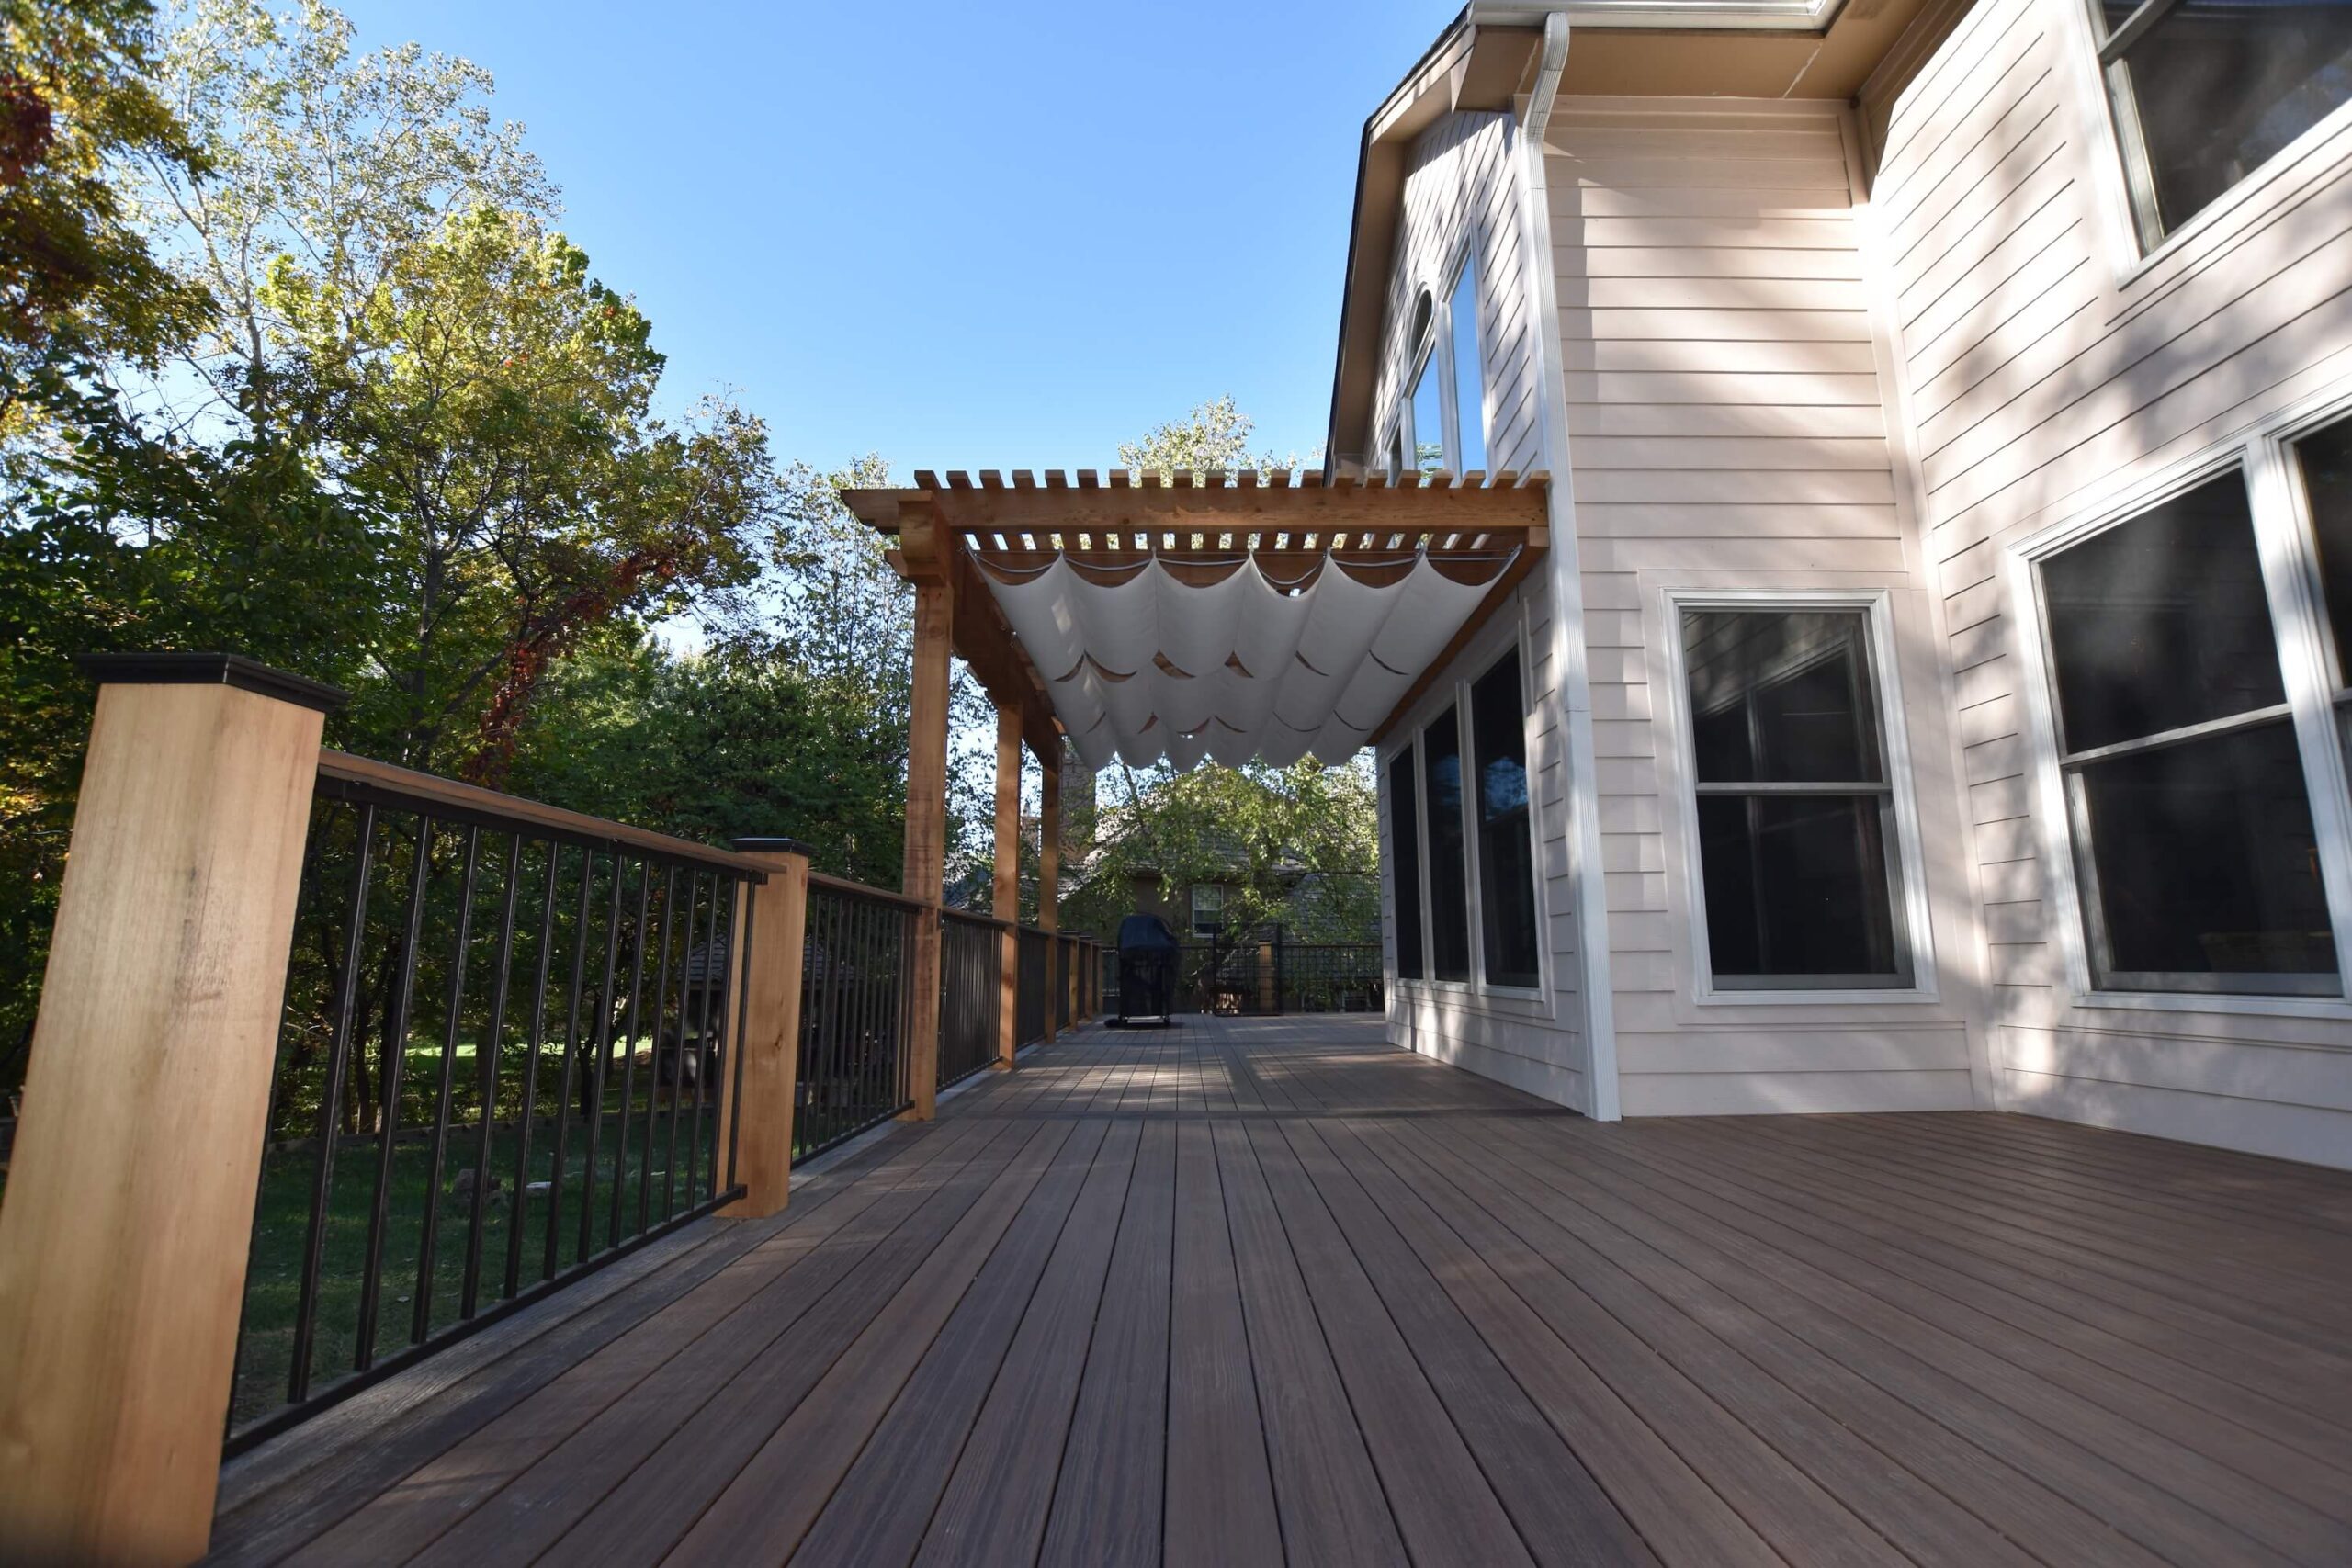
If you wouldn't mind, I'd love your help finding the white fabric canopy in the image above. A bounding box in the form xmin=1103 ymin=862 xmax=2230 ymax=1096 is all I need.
xmin=980 ymin=555 xmax=1505 ymax=771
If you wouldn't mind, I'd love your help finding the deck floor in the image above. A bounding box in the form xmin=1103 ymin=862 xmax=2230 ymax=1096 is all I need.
xmin=209 ymin=1015 xmax=2352 ymax=1566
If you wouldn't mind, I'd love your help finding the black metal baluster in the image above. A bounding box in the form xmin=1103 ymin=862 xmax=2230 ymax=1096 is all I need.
xmin=609 ymin=859 xmax=652 ymax=1247
xmin=576 ymin=852 xmax=628 ymax=1259
xmin=504 ymin=841 xmax=562 ymax=1301
xmin=354 ymin=818 xmax=435 ymax=1372
xmin=842 ymin=895 xmax=867 ymax=1139
xmin=460 ymin=834 xmax=524 ymax=1320
xmin=543 ymin=848 xmax=596 ymax=1280
xmin=722 ymin=879 xmax=755 ymax=1194
xmin=813 ymin=893 xmax=842 ymax=1152
xmin=411 ymin=825 xmax=482 ymax=1342
xmin=662 ymin=872 xmax=703 ymax=1220
xmin=833 ymin=893 xmax=859 ymax=1145
xmin=894 ymin=906 xmax=912 ymax=1107
xmin=683 ymin=874 xmax=718 ymax=1203
xmin=637 ymin=865 xmax=676 ymax=1232
xmin=288 ymin=802 xmax=378 ymax=1404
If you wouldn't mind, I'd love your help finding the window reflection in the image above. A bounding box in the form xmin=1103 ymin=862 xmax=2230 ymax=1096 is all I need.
xmin=2037 ymin=469 xmax=2337 ymax=993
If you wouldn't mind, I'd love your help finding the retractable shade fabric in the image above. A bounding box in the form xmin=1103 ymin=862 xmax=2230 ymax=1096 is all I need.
xmin=981 ymin=552 xmax=1508 ymax=770
xmin=844 ymin=468 xmax=1549 ymax=771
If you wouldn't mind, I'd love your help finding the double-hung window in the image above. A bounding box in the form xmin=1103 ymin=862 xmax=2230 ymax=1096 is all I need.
xmin=1387 ymin=255 xmax=1490 ymax=478
xmin=1190 ymin=884 xmax=1224 ymax=939
xmin=2088 ymin=0 xmax=2352 ymax=249
xmin=2030 ymin=437 xmax=2352 ymax=996
xmin=1387 ymin=643 xmax=1544 ymax=989
xmin=1679 ymin=605 xmax=1915 ymax=990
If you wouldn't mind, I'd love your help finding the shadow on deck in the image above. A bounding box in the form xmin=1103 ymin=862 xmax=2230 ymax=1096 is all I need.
xmin=208 ymin=1015 xmax=2352 ymax=1566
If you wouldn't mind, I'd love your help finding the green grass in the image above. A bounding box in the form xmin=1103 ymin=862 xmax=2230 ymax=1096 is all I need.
xmin=229 ymin=1044 xmax=721 ymax=1431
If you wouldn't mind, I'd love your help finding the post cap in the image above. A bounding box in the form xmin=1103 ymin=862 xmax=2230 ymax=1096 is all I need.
xmin=75 ymin=652 xmax=348 ymax=714
xmin=729 ymin=835 xmax=816 ymax=858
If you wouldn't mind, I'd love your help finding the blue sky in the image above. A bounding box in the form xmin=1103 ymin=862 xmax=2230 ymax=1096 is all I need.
xmin=334 ymin=1 xmax=1452 ymax=477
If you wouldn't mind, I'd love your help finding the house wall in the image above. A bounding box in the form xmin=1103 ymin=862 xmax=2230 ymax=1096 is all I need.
xmin=1374 ymin=111 xmax=1587 ymax=1110
xmin=1858 ymin=0 xmax=2352 ymax=1166
xmin=1536 ymin=95 xmax=1987 ymax=1117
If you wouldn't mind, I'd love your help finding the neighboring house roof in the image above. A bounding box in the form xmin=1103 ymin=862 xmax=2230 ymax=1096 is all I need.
xmin=1323 ymin=0 xmax=1949 ymax=472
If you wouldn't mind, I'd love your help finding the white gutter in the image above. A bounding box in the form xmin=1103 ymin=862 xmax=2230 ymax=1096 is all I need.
xmin=1515 ymin=13 xmax=1623 ymax=1122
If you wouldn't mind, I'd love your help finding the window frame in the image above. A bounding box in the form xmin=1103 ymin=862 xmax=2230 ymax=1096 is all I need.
xmin=2007 ymin=404 xmax=2352 ymax=1016
xmin=1380 ymin=243 xmax=1488 ymax=480
xmin=1662 ymin=588 xmax=1939 ymax=1005
xmin=2072 ymin=0 xmax=2352 ymax=273
xmin=1380 ymin=607 xmax=1555 ymax=1007
xmin=1465 ymin=641 xmax=1547 ymax=997
xmin=1189 ymin=882 xmax=1225 ymax=939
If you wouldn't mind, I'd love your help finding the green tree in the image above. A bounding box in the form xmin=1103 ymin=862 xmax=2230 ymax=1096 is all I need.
xmin=266 ymin=205 xmax=775 ymax=777
xmin=0 ymin=0 xmax=209 ymax=448
xmin=1116 ymin=393 xmax=1312 ymax=480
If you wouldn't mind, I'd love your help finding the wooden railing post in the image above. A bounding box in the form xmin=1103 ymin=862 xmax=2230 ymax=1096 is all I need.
xmin=0 ymin=654 xmax=341 ymax=1564
xmin=992 ymin=704 xmax=1020 ymax=1069
xmin=715 ymin=839 xmax=808 ymax=1219
xmin=901 ymin=575 xmax=952 ymax=1118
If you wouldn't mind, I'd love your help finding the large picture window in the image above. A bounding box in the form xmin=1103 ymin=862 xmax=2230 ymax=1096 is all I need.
xmin=1421 ymin=704 xmax=1473 ymax=982
xmin=2035 ymin=469 xmax=2338 ymax=993
xmin=1470 ymin=649 xmax=1540 ymax=988
xmin=2294 ymin=417 xmax=2352 ymax=766
xmin=1680 ymin=607 xmax=1913 ymax=989
xmin=1387 ymin=750 xmax=1426 ymax=981
xmin=2089 ymin=0 xmax=2352 ymax=248
xmin=1450 ymin=260 xmax=1487 ymax=475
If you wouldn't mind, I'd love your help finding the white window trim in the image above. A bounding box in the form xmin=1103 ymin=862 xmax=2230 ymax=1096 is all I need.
xmin=1443 ymin=243 xmax=1487 ymax=476
xmin=2064 ymin=0 xmax=2352 ymax=288
xmin=1661 ymin=587 xmax=1942 ymax=1006
xmin=2005 ymin=397 xmax=2352 ymax=1018
xmin=1381 ymin=604 xmax=1557 ymax=1011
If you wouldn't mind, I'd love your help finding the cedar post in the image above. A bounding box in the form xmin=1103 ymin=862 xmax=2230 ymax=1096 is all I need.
xmin=1038 ymin=750 xmax=1060 ymax=1043
xmin=992 ymin=703 xmax=1021 ymax=1069
xmin=901 ymin=571 xmax=953 ymax=1119
xmin=0 ymin=654 xmax=341 ymax=1564
xmin=715 ymin=838 xmax=810 ymax=1218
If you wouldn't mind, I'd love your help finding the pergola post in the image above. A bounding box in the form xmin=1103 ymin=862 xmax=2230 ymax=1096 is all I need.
xmin=901 ymin=572 xmax=953 ymax=1120
xmin=1039 ymin=748 xmax=1060 ymax=1043
xmin=992 ymin=702 xmax=1021 ymax=1069
xmin=0 ymin=655 xmax=339 ymax=1564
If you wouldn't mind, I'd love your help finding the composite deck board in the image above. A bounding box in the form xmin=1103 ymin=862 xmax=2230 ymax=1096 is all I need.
xmin=210 ymin=1016 xmax=2352 ymax=1568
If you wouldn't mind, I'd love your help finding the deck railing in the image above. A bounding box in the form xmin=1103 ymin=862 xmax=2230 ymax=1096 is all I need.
xmin=227 ymin=752 xmax=768 ymax=1450
xmin=0 ymin=656 xmax=1104 ymax=1558
xmin=938 ymin=910 xmax=1004 ymax=1089
xmin=795 ymin=874 xmax=919 ymax=1158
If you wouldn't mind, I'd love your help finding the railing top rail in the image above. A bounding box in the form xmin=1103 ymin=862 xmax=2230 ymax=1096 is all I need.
xmin=806 ymin=870 xmax=931 ymax=912
xmin=942 ymin=906 xmax=1012 ymax=931
xmin=315 ymin=750 xmax=770 ymax=881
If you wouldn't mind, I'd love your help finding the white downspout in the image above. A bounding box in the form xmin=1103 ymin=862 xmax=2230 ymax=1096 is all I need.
xmin=1517 ymin=13 xmax=1622 ymax=1121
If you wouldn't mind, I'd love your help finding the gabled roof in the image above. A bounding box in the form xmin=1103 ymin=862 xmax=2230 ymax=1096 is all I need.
xmin=1324 ymin=0 xmax=1952 ymax=470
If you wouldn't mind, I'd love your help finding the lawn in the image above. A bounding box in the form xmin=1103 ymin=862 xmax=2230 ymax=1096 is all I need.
xmin=229 ymin=1043 xmax=723 ymax=1432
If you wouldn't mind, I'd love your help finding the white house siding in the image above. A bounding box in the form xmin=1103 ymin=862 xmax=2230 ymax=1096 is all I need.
xmin=1862 ymin=0 xmax=2352 ymax=1166
xmin=1374 ymin=112 xmax=1586 ymax=1109
xmin=1545 ymin=96 xmax=1985 ymax=1117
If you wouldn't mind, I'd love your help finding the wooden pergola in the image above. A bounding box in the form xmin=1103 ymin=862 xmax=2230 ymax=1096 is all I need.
xmin=842 ymin=468 xmax=1548 ymax=1101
